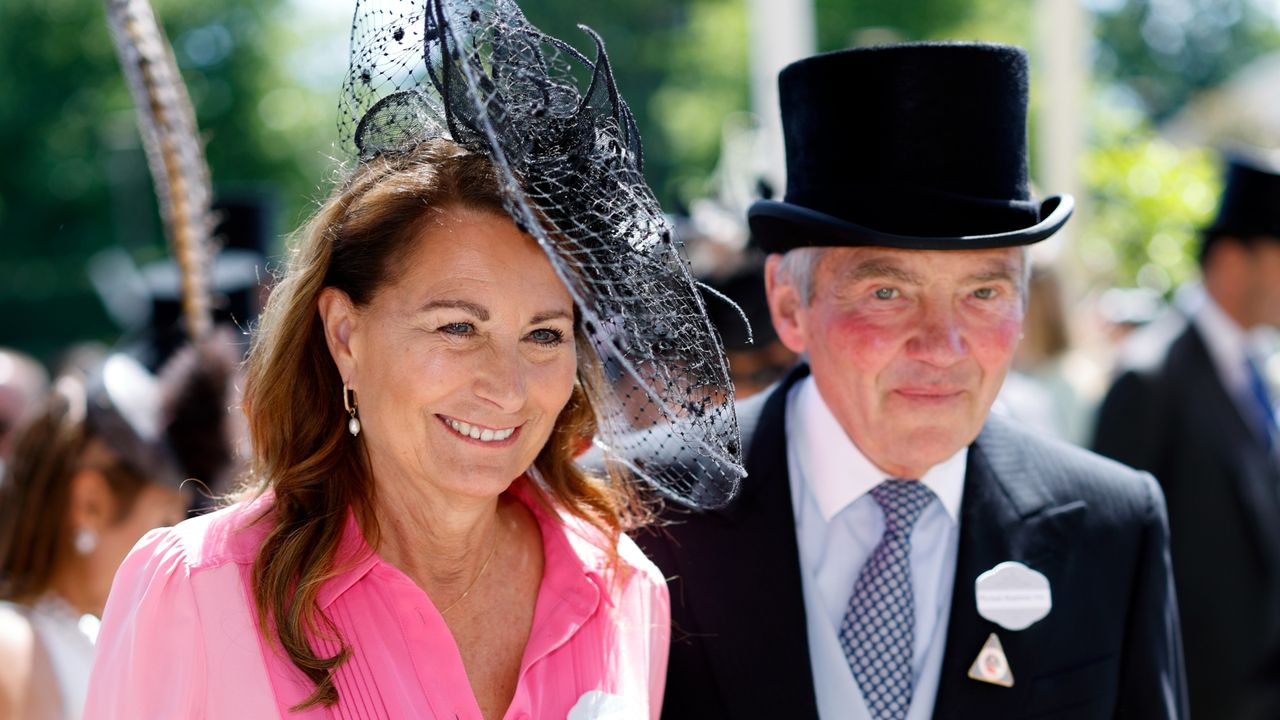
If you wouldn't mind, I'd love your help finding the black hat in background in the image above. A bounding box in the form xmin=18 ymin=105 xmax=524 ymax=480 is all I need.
xmin=143 ymin=194 xmax=273 ymax=370
xmin=749 ymin=42 xmax=1073 ymax=254
xmin=1203 ymin=153 xmax=1280 ymax=244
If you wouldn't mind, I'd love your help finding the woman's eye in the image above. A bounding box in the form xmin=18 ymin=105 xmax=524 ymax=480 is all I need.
xmin=973 ymin=287 xmax=997 ymax=300
xmin=873 ymin=287 xmax=899 ymax=300
xmin=439 ymin=322 xmax=474 ymax=336
xmin=528 ymin=328 xmax=566 ymax=346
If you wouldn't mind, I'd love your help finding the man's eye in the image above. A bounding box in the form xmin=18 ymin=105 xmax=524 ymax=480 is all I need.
xmin=873 ymin=287 xmax=898 ymax=300
xmin=974 ymin=287 xmax=997 ymax=300
xmin=439 ymin=322 xmax=474 ymax=335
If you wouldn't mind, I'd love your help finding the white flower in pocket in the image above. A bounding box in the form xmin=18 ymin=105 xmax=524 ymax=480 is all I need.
xmin=566 ymin=690 xmax=644 ymax=720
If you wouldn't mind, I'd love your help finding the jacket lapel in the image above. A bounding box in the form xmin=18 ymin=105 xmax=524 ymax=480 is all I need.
xmin=932 ymin=419 xmax=1086 ymax=719
xmin=1178 ymin=326 xmax=1280 ymax=572
xmin=670 ymin=366 xmax=819 ymax=717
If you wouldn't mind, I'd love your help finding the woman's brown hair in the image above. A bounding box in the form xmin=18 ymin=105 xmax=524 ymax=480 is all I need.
xmin=240 ymin=138 xmax=643 ymax=709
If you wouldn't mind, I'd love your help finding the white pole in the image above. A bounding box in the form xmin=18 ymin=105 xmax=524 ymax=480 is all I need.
xmin=1033 ymin=0 xmax=1090 ymax=266
xmin=747 ymin=0 xmax=816 ymax=198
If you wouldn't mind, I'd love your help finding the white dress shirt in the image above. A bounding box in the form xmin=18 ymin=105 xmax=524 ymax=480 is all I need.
xmin=786 ymin=376 xmax=966 ymax=720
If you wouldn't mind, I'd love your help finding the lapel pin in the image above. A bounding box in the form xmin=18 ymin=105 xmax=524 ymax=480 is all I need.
xmin=968 ymin=632 xmax=1015 ymax=687
xmin=975 ymin=561 xmax=1052 ymax=631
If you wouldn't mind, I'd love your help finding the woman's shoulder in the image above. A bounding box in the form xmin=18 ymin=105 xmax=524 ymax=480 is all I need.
xmin=133 ymin=493 xmax=275 ymax=576
xmin=546 ymin=507 xmax=666 ymax=594
xmin=614 ymin=531 xmax=665 ymax=590
xmin=0 ymin=602 xmax=60 ymax=720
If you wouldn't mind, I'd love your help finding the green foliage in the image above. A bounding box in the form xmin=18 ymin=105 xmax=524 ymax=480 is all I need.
xmin=1080 ymin=97 xmax=1219 ymax=293
xmin=1093 ymin=0 xmax=1280 ymax=122
xmin=650 ymin=0 xmax=749 ymax=205
xmin=0 ymin=0 xmax=299 ymax=361
xmin=815 ymin=0 xmax=1026 ymax=48
xmin=521 ymin=2 xmax=695 ymax=207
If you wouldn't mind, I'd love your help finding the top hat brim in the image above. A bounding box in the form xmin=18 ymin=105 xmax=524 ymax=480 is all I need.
xmin=748 ymin=194 xmax=1073 ymax=253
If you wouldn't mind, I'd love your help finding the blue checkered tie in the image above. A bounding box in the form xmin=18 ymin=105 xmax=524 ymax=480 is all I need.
xmin=840 ymin=479 xmax=937 ymax=720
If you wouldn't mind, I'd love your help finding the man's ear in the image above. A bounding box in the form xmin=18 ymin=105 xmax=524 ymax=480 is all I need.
xmin=317 ymin=287 xmax=360 ymax=384
xmin=765 ymin=254 xmax=809 ymax=355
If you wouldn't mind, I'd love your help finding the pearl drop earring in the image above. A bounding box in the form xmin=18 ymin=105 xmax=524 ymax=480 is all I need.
xmin=344 ymin=384 xmax=361 ymax=437
xmin=74 ymin=528 xmax=98 ymax=555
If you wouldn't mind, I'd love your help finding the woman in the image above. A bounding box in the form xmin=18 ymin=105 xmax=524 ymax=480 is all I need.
xmin=0 ymin=344 xmax=233 ymax=720
xmin=86 ymin=1 xmax=742 ymax=718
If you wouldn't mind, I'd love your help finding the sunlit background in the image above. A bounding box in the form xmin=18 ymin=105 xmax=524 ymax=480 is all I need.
xmin=4 ymin=0 xmax=1280 ymax=409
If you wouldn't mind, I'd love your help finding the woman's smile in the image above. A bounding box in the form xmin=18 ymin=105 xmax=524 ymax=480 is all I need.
xmin=438 ymin=414 xmax=522 ymax=445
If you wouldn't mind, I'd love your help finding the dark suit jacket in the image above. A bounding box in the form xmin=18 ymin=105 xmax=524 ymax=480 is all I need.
xmin=1094 ymin=318 xmax=1280 ymax=720
xmin=637 ymin=366 xmax=1186 ymax=720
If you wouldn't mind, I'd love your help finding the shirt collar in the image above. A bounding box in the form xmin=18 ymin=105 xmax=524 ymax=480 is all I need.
xmin=1189 ymin=286 xmax=1252 ymax=394
xmin=316 ymin=478 xmax=604 ymax=616
xmin=790 ymin=376 xmax=966 ymax=524
xmin=317 ymin=508 xmax=381 ymax=610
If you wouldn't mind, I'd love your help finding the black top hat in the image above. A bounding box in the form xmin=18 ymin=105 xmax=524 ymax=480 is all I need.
xmin=1203 ymin=153 xmax=1280 ymax=241
xmin=749 ymin=42 xmax=1072 ymax=253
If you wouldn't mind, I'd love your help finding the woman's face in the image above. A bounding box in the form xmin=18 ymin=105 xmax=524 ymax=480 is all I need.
xmin=325 ymin=208 xmax=578 ymax=501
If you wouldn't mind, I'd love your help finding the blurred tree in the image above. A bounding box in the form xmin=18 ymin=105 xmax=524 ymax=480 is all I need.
xmin=0 ymin=0 xmax=300 ymax=363
xmin=1092 ymin=0 xmax=1280 ymax=122
xmin=520 ymin=1 xmax=713 ymax=209
xmin=815 ymin=0 xmax=1029 ymax=48
xmin=1084 ymin=0 xmax=1280 ymax=289
xmin=1080 ymin=93 xmax=1219 ymax=293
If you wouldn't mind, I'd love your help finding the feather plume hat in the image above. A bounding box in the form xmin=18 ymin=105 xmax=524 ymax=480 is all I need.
xmin=337 ymin=0 xmax=744 ymax=509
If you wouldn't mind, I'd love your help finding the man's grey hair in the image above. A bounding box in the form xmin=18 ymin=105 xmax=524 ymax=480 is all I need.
xmin=773 ymin=244 xmax=1032 ymax=306
xmin=773 ymin=247 xmax=828 ymax=304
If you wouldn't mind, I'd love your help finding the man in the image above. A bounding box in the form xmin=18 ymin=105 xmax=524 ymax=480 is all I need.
xmin=1093 ymin=154 xmax=1280 ymax=720
xmin=637 ymin=43 xmax=1186 ymax=719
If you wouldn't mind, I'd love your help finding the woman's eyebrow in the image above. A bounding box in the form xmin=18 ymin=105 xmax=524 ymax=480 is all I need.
xmin=529 ymin=309 xmax=573 ymax=324
xmin=418 ymin=299 xmax=489 ymax=320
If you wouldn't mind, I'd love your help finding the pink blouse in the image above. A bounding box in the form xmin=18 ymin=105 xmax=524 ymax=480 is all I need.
xmin=84 ymin=483 xmax=669 ymax=719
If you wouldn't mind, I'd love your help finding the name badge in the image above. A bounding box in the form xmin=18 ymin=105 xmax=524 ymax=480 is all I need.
xmin=975 ymin=561 xmax=1052 ymax=631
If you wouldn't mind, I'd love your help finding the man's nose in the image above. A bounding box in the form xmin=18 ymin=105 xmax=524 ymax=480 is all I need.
xmin=906 ymin=302 xmax=967 ymax=366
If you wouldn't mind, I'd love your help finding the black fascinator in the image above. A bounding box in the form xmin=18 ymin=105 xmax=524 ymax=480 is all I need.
xmin=337 ymin=0 xmax=744 ymax=509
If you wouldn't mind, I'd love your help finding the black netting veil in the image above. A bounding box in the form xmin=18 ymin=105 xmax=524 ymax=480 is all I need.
xmin=339 ymin=0 xmax=744 ymax=508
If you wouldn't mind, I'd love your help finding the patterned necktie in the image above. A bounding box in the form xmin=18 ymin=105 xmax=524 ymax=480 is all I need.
xmin=1245 ymin=356 xmax=1277 ymax=450
xmin=840 ymin=479 xmax=937 ymax=720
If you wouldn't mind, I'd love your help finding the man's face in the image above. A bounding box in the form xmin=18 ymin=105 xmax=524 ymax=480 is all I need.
xmin=1247 ymin=239 xmax=1280 ymax=328
xmin=767 ymin=245 xmax=1026 ymax=479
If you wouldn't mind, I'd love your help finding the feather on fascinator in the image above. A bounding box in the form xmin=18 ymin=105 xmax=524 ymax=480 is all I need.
xmin=339 ymin=0 xmax=744 ymax=509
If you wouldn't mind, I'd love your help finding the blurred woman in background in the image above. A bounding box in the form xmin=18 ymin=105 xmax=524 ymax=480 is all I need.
xmin=0 ymin=343 xmax=234 ymax=720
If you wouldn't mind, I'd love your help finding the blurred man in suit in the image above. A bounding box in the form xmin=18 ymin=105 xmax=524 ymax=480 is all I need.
xmin=637 ymin=42 xmax=1186 ymax=720
xmin=1094 ymin=154 xmax=1280 ymax=720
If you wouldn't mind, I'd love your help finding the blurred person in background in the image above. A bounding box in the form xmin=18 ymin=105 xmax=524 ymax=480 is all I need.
xmin=1094 ymin=152 xmax=1280 ymax=720
xmin=0 ymin=339 xmax=234 ymax=720
xmin=0 ymin=349 xmax=50 ymax=473
xmin=993 ymin=265 xmax=1091 ymax=443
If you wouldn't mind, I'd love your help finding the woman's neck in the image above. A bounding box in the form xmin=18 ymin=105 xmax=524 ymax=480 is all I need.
xmin=46 ymin=561 xmax=101 ymax=617
xmin=369 ymin=472 xmax=509 ymax=607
